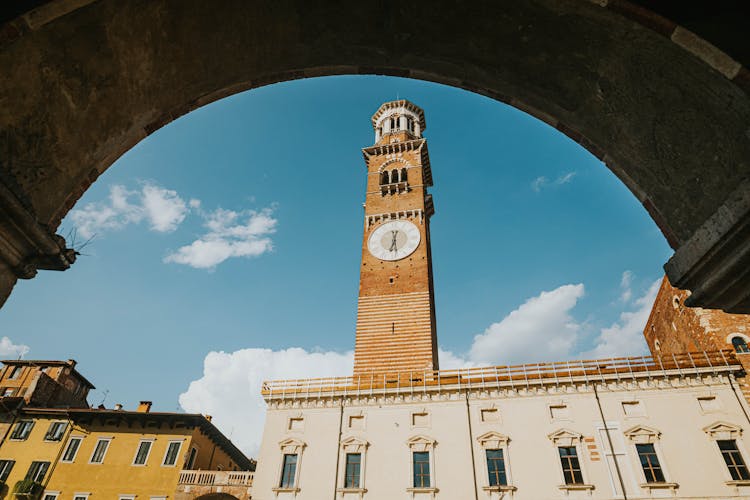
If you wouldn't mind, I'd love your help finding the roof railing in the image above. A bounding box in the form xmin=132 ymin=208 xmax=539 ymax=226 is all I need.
xmin=262 ymin=350 xmax=740 ymax=399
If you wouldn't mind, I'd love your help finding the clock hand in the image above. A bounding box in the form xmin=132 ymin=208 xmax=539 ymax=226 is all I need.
xmin=390 ymin=231 xmax=398 ymax=251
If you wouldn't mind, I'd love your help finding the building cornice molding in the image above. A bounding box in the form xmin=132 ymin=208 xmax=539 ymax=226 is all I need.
xmin=264 ymin=371 xmax=736 ymax=409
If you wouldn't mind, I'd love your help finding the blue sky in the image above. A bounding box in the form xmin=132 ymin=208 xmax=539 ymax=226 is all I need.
xmin=0 ymin=76 xmax=671 ymax=453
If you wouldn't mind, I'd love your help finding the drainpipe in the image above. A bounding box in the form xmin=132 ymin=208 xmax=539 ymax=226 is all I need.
xmin=332 ymin=401 xmax=344 ymax=500
xmin=728 ymin=374 xmax=750 ymax=426
xmin=42 ymin=413 xmax=75 ymax=490
xmin=0 ymin=400 xmax=21 ymax=453
xmin=593 ymin=385 xmax=628 ymax=500
xmin=464 ymin=393 xmax=479 ymax=500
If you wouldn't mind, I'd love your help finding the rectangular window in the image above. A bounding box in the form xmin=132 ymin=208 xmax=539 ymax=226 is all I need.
xmin=481 ymin=408 xmax=499 ymax=423
xmin=550 ymin=405 xmax=570 ymax=420
xmin=10 ymin=420 xmax=34 ymax=440
xmin=133 ymin=440 xmax=152 ymax=465
xmin=344 ymin=453 xmax=361 ymax=488
xmin=558 ymin=446 xmax=584 ymax=485
xmin=163 ymin=441 xmax=182 ymax=466
xmin=62 ymin=436 xmax=82 ymax=462
xmin=8 ymin=366 xmax=22 ymax=380
xmin=0 ymin=459 xmax=15 ymax=481
xmin=636 ymin=444 xmax=665 ymax=483
xmin=279 ymin=453 xmax=298 ymax=488
xmin=184 ymin=447 xmax=198 ymax=469
xmin=718 ymin=439 xmax=750 ymax=480
xmin=25 ymin=461 xmax=50 ymax=482
xmin=90 ymin=438 xmax=111 ymax=464
xmin=73 ymin=495 xmax=89 ymax=500
xmin=622 ymin=401 xmax=645 ymax=417
xmin=42 ymin=494 xmax=59 ymax=500
xmin=412 ymin=412 xmax=429 ymax=427
xmin=698 ymin=396 xmax=720 ymax=412
xmin=348 ymin=415 xmax=364 ymax=430
xmin=413 ymin=451 xmax=431 ymax=488
xmin=486 ymin=449 xmax=507 ymax=486
xmin=44 ymin=421 xmax=68 ymax=441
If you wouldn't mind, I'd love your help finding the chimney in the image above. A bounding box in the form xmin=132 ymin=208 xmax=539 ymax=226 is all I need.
xmin=67 ymin=359 xmax=77 ymax=368
xmin=136 ymin=401 xmax=152 ymax=413
xmin=114 ymin=403 xmax=123 ymax=411
xmin=205 ymin=414 xmax=212 ymax=422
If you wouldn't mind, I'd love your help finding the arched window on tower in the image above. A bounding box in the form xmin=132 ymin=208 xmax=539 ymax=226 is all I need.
xmin=407 ymin=118 xmax=414 ymax=133
xmin=380 ymin=171 xmax=389 ymax=185
xmin=732 ymin=336 xmax=750 ymax=353
xmin=392 ymin=169 xmax=400 ymax=183
xmin=389 ymin=117 xmax=397 ymax=131
xmin=401 ymin=168 xmax=408 ymax=183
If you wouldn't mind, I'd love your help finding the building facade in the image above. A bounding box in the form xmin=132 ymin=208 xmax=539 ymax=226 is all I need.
xmin=256 ymin=352 xmax=750 ymax=499
xmin=253 ymin=100 xmax=750 ymax=500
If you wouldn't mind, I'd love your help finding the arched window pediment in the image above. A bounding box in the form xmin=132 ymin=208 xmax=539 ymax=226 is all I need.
xmin=547 ymin=429 xmax=583 ymax=446
xmin=278 ymin=437 xmax=306 ymax=454
xmin=477 ymin=431 xmax=510 ymax=449
xmin=407 ymin=435 xmax=436 ymax=452
xmin=624 ymin=425 xmax=661 ymax=444
xmin=341 ymin=436 xmax=369 ymax=453
xmin=703 ymin=421 xmax=743 ymax=440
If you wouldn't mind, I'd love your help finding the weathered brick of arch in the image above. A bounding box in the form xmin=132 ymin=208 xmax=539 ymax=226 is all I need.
xmin=0 ymin=0 xmax=748 ymax=311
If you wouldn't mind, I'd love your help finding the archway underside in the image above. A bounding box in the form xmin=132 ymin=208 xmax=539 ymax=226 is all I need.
xmin=0 ymin=0 xmax=748 ymax=311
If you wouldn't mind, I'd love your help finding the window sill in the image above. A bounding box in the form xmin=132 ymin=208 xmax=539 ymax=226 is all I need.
xmin=558 ymin=484 xmax=595 ymax=491
xmin=406 ymin=487 xmax=439 ymax=493
xmin=640 ymin=482 xmax=678 ymax=491
xmin=726 ymin=480 xmax=750 ymax=486
xmin=336 ymin=488 xmax=367 ymax=494
xmin=482 ymin=485 xmax=517 ymax=492
xmin=272 ymin=487 xmax=300 ymax=495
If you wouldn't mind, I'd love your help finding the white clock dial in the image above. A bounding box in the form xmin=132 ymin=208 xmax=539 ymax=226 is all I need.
xmin=367 ymin=220 xmax=421 ymax=261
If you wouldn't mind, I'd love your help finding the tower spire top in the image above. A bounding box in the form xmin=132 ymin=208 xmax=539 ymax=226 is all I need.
xmin=371 ymin=100 xmax=426 ymax=145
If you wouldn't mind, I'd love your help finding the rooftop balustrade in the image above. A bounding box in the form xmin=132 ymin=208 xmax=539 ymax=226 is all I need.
xmin=178 ymin=470 xmax=253 ymax=486
xmin=262 ymin=350 xmax=742 ymax=401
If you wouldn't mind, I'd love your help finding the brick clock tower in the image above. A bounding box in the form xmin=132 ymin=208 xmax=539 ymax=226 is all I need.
xmin=353 ymin=100 xmax=439 ymax=376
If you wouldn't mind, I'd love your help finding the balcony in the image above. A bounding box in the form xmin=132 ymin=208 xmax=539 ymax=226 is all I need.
xmin=178 ymin=470 xmax=254 ymax=486
xmin=380 ymin=181 xmax=408 ymax=195
xmin=176 ymin=471 xmax=254 ymax=500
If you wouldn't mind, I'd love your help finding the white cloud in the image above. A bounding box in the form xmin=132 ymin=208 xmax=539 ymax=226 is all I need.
xmin=140 ymin=184 xmax=189 ymax=232
xmin=531 ymin=176 xmax=547 ymax=192
xmin=531 ymin=171 xmax=577 ymax=192
xmin=179 ymin=347 xmax=352 ymax=456
xmin=469 ymin=284 xmax=585 ymax=364
xmin=582 ymin=279 xmax=660 ymax=358
xmin=164 ymin=207 xmax=277 ymax=269
xmin=438 ymin=348 xmax=477 ymax=369
xmin=0 ymin=336 xmax=30 ymax=358
xmin=69 ymin=183 xmax=188 ymax=238
xmin=620 ymin=270 xmax=633 ymax=302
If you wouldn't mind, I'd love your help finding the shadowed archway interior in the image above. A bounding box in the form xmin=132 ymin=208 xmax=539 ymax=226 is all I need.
xmin=0 ymin=0 xmax=748 ymax=313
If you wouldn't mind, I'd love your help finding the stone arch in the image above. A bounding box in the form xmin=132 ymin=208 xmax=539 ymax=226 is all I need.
xmin=0 ymin=0 xmax=749 ymax=311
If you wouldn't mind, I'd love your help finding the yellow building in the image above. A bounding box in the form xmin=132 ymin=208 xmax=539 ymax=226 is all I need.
xmin=0 ymin=403 xmax=253 ymax=500
xmin=0 ymin=359 xmax=254 ymax=500
xmin=0 ymin=360 xmax=93 ymax=409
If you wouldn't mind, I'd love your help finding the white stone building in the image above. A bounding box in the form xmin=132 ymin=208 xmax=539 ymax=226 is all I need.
xmin=254 ymin=352 xmax=750 ymax=499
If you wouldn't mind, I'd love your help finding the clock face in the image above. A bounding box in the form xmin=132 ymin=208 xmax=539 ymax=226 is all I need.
xmin=367 ymin=220 xmax=421 ymax=261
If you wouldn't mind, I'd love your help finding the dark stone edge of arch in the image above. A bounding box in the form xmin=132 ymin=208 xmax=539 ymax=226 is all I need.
xmin=0 ymin=0 xmax=748 ymax=313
